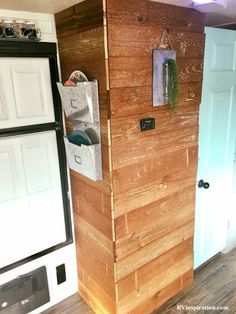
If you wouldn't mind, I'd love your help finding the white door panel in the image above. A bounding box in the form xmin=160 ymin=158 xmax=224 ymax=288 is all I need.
xmin=0 ymin=58 xmax=55 ymax=129
xmin=194 ymin=27 xmax=236 ymax=269
xmin=21 ymin=139 xmax=56 ymax=194
xmin=0 ymin=131 xmax=66 ymax=268
xmin=0 ymin=145 xmax=19 ymax=202
xmin=0 ymin=74 xmax=9 ymax=122
xmin=0 ymin=140 xmax=26 ymax=202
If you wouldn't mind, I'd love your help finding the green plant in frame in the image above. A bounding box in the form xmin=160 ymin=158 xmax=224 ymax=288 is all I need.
xmin=167 ymin=59 xmax=179 ymax=111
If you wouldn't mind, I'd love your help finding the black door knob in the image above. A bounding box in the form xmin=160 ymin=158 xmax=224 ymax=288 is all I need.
xmin=198 ymin=179 xmax=210 ymax=189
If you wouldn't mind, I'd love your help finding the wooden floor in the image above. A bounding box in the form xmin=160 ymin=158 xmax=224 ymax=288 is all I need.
xmin=43 ymin=248 xmax=236 ymax=314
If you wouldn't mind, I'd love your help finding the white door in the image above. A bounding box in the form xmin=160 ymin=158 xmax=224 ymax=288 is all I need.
xmin=0 ymin=57 xmax=55 ymax=129
xmin=0 ymin=131 xmax=66 ymax=268
xmin=194 ymin=27 xmax=236 ymax=269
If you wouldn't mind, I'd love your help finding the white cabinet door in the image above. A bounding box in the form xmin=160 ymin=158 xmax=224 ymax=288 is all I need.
xmin=0 ymin=58 xmax=55 ymax=129
xmin=0 ymin=131 xmax=66 ymax=268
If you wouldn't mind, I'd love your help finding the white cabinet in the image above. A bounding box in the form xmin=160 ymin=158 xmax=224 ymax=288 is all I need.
xmin=0 ymin=131 xmax=66 ymax=268
xmin=0 ymin=57 xmax=55 ymax=129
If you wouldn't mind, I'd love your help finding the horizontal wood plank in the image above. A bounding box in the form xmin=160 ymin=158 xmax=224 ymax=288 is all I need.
xmin=71 ymin=174 xmax=112 ymax=218
xmin=109 ymin=56 xmax=203 ymax=89
xmin=108 ymin=24 xmax=205 ymax=58
xmin=177 ymin=57 xmax=203 ymax=83
xmin=114 ymin=165 xmax=197 ymax=217
xmin=79 ymin=275 xmax=116 ymax=314
xmin=111 ymin=103 xmax=199 ymax=145
xmin=58 ymin=26 xmax=105 ymax=62
xmin=75 ymin=215 xmax=114 ymax=256
xmin=75 ymin=220 xmax=115 ymax=299
xmin=115 ymin=186 xmax=195 ymax=239
xmin=112 ymin=128 xmax=198 ymax=171
xmin=110 ymin=81 xmax=202 ymax=118
xmin=70 ymin=170 xmax=111 ymax=194
xmin=74 ymin=197 xmax=113 ymax=240
xmin=117 ymin=238 xmax=193 ymax=312
xmin=137 ymin=238 xmax=193 ymax=287
xmin=117 ymin=222 xmax=194 ymax=279
xmin=116 ymin=220 xmax=194 ymax=271
xmin=115 ymin=187 xmax=195 ymax=265
xmin=113 ymin=149 xmax=191 ymax=194
xmin=106 ymin=0 xmax=205 ymax=33
xmin=55 ymin=0 xmax=104 ymax=38
xmin=60 ymin=59 xmax=106 ymax=84
xmin=128 ymin=270 xmax=193 ymax=314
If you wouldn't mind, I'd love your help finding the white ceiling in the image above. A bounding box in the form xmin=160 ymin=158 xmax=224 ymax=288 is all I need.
xmin=155 ymin=0 xmax=236 ymax=25
xmin=0 ymin=0 xmax=235 ymax=25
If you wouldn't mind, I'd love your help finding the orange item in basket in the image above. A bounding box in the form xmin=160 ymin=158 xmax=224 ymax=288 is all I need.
xmin=64 ymin=80 xmax=76 ymax=86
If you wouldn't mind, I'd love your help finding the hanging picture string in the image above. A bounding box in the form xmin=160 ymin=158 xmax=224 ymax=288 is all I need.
xmin=158 ymin=28 xmax=173 ymax=50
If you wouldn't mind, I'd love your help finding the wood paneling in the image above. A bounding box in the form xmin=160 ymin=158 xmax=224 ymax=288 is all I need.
xmin=108 ymin=25 xmax=205 ymax=58
xmin=56 ymin=0 xmax=205 ymax=313
xmin=106 ymin=0 xmax=204 ymax=32
xmin=117 ymin=239 xmax=193 ymax=313
xmin=56 ymin=1 xmax=115 ymax=314
xmin=116 ymin=222 xmax=194 ymax=279
xmin=107 ymin=0 xmax=204 ymax=313
xmin=55 ymin=0 xmax=104 ymax=38
xmin=114 ymin=166 xmax=197 ymax=217
xmin=110 ymin=81 xmax=201 ymax=117
xmin=113 ymin=148 xmax=196 ymax=194
xmin=109 ymin=56 xmax=203 ymax=88
xmin=129 ymin=271 xmax=193 ymax=314
xmin=115 ymin=186 xmax=195 ymax=240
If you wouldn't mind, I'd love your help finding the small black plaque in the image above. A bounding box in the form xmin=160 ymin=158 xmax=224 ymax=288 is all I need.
xmin=140 ymin=117 xmax=155 ymax=131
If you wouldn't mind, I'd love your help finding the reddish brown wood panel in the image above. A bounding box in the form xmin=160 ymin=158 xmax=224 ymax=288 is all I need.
xmin=110 ymin=81 xmax=202 ymax=118
xmin=109 ymin=56 xmax=203 ymax=89
xmin=55 ymin=0 xmax=104 ymax=39
xmin=113 ymin=148 xmax=197 ymax=194
xmin=115 ymin=188 xmax=195 ymax=261
xmin=116 ymin=221 xmax=194 ymax=280
xmin=106 ymin=0 xmax=205 ymax=313
xmin=128 ymin=270 xmax=193 ymax=314
xmin=108 ymin=25 xmax=205 ymax=58
xmin=106 ymin=0 xmax=205 ymax=32
xmin=117 ymin=239 xmax=193 ymax=313
xmin=56 ymin=0 xmax=205 ymax=313
xmin=55 ymin=1 xmax=115 ymax=314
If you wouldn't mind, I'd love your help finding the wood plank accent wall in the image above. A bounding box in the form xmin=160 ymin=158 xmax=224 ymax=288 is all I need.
xmin=56 ymin=0 xmax=205 ymax=313
xmin=55 ymin=1 xmax=116 ymax=313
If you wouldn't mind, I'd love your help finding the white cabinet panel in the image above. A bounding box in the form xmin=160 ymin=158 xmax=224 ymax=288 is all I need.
xmin=0 ymin=58 xmax=55 ymax=129
xmin=0 ymin=146 xmax=18 ymax=202
xmin=0 ymin=131 xmax=66 ymax=268
xmin=22 ymin=142 xmax=53 ymax=194
xmin=0 ymin=73 xmax=8 ymax=121
xmin=12 ymin=71 xmax=46 ymax=118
